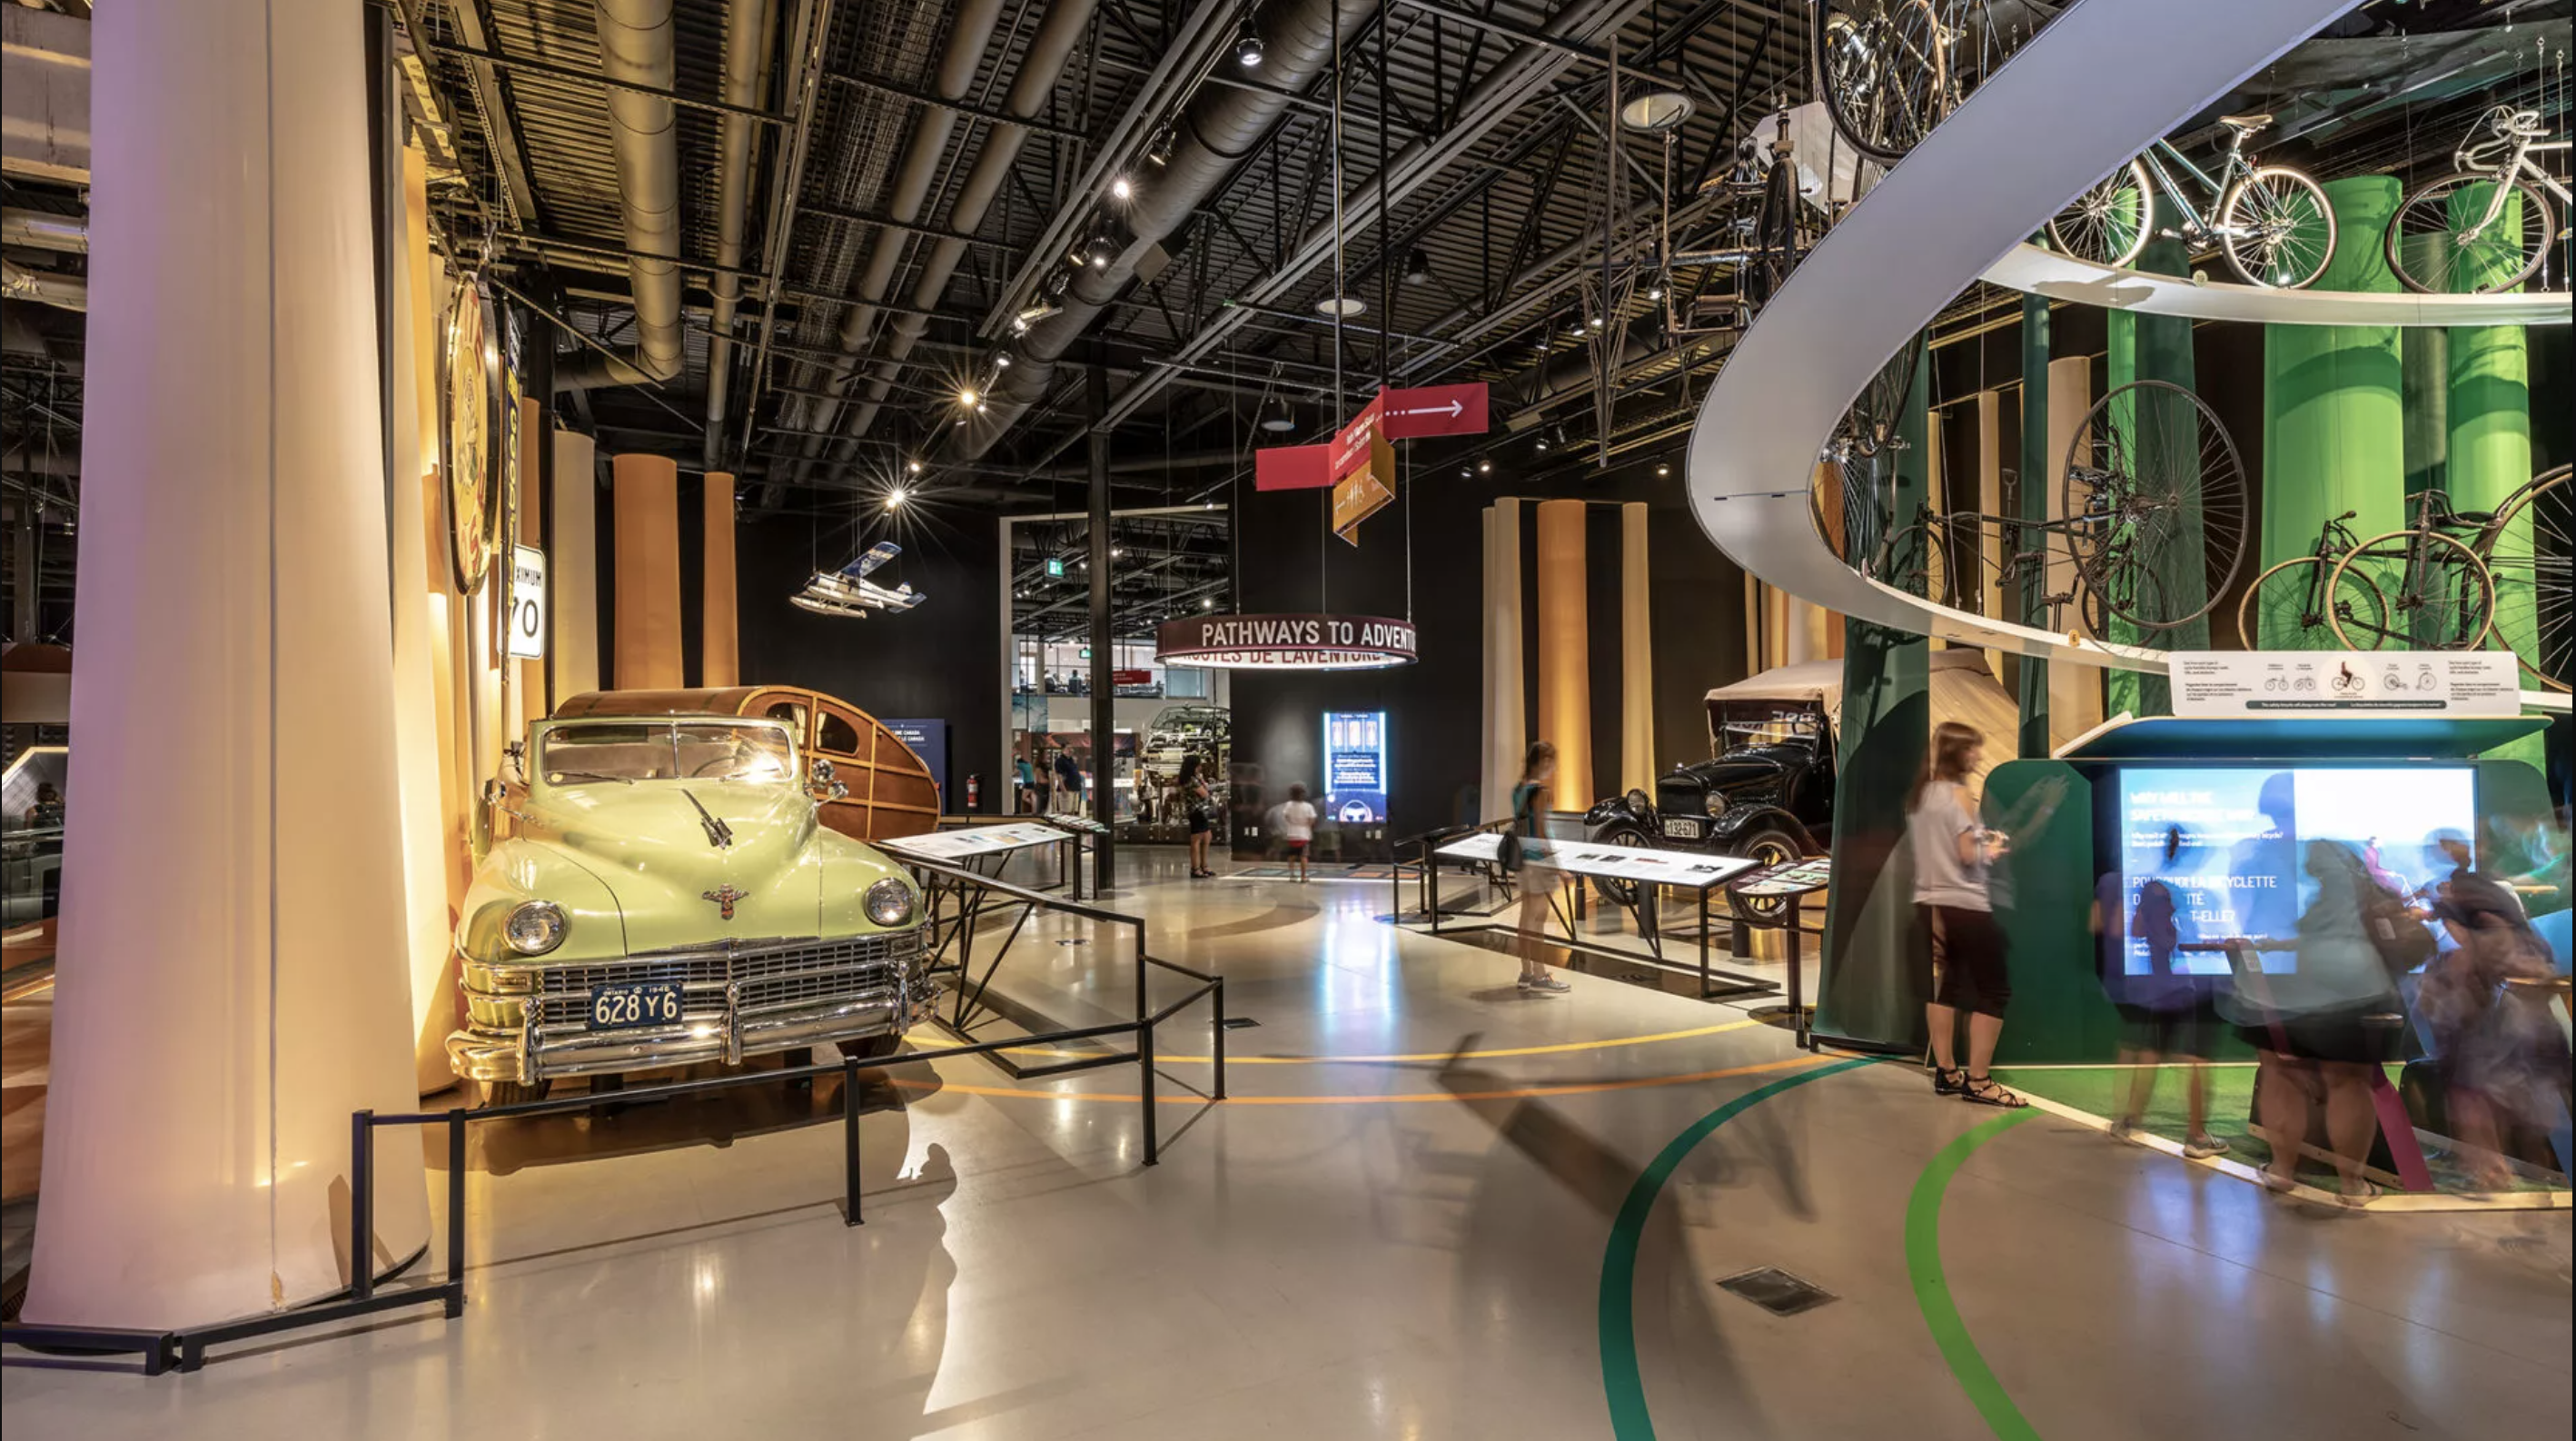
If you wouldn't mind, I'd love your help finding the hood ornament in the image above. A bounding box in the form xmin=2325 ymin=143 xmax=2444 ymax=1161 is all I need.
xmin=702 ymin=884 xmax=748 ymax=921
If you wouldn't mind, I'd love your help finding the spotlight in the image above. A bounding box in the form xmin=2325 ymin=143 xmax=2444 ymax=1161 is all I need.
xmin=1012 ymin=301 xmax=1060 ymax=333
xmin=1202 ymin=596 xmax=1216 ymax=610
xmin=994 ymin=349 xmax=1015 ymax=369
xmin=1460 ymin=465 xmax=1473 ymax=479
xmin=1314 ymin=293 xmax=1366 ymax=318
xmin=906 ymin=457 xmax=924 ymax=474
xmin=958 ymin=385 xmax=980 ymax=407
xmin=1533 ymin=432 xmax=1551 ymax=452
xmin=1111 ymin=174 xmax=1134 ymax=201
xmin=1258 ymin=395 xmax=1298 ymax=432
xmin=1655 ymin=462 xmax=1671 ymax=478
xmin=1477 ymin=458 xmax=1493 ymax=474
xmin=1646 ymin=283 xmax=1664 ymax=301
xmin=886 ymin=488 xmax=909 ymax=510
xmin=1144 ymin=127 xmax=1177 ymax=167
xmin=1402 ymin=247 xmax=1432 ymax=286
xmin=1086 ymin=234 xmax=1117 ymax=269
xmin=1235 ymin=29 xmax=1264 ymax=67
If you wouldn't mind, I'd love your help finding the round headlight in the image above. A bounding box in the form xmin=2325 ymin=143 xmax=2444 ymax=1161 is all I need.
xmin=864 ymin=878 xmax=917 ymax=928
xmin=503 ymin=900 xmax=568 ymax=956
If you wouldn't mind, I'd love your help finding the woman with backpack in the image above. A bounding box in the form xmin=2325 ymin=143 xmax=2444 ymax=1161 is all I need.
xmin=1507 ymin=741 xmax=1570 ymax=994
xmin=1179 ymin=753 xmax=1217 ymax=879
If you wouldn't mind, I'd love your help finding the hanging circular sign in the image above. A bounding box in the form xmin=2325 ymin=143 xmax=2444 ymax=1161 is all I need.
xmin=1155 ymin=613 xmax=1417 ymax=670
xmin=441 ymin=272 xmax=507 ymax=594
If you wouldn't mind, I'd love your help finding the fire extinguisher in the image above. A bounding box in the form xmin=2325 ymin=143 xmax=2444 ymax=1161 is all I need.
xmin=966 ymin=773 xmax=981 ymax=810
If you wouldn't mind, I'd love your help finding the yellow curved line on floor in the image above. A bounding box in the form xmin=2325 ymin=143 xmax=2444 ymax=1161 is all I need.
xmin=1000 ymin=1018 xmax=1763 ymax=1066
xmin=894 ymin=1052 xmax=1826 ymax=1106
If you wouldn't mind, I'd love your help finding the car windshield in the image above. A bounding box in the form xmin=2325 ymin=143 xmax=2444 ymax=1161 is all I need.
xmin=540 ymin=721 xmax=796 ymax=785
xmin=1716 ymin=707 xmax=1822 ymax=750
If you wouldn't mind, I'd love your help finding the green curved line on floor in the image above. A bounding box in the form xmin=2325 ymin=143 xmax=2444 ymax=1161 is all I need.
xmin=1598 ymin=1056 xmax=1875 ymax=1440
xmin=1908 ymin=1108 xmax=2043 ymax=1441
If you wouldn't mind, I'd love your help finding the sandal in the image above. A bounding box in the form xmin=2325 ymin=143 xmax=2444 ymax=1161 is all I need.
xmin=1929 ymin=1064 xmax=1965 ymax=1098
xmin=1959 ymin=1075 xmax=2027 ymax=1108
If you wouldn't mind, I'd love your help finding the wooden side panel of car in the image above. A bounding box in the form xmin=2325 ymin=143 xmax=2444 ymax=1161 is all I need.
xmin=550 ymin=685 xmax=936 ymax=842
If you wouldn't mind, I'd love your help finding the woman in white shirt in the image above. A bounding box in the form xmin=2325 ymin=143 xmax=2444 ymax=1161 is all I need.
xmin=1908 ymin=721 xmax=2025 ymax=1108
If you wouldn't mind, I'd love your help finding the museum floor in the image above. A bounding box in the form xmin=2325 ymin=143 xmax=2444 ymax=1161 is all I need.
xmin=2 ymin=850 xmax=2569 ymax=1439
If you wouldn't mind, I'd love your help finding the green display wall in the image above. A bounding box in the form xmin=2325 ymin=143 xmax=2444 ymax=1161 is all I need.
xmin=1816 ymin=338 xmax=1931 ymax=1050
xmin=2257 ymin=177 xmax=2406 ymax=645
xmin=2105 ymin=206 xmax=2202 ymax=717
xmin=2446 ymin=184 xmax=2543 ymax=767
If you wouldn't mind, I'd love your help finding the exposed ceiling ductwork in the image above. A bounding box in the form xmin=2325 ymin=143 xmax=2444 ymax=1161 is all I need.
xmin=556 ymin=0 xmax=689 ymax=392
xmin=946 ymin=0 xmax=1380 ymax=462
xmin=1 ymin=257 xmax=84 ymax=312
xmin=699 ymin=0 xmax=775 ymax=465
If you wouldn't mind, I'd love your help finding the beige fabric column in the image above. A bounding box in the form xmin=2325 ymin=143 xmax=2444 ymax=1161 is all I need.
xmin=28 ymin=0 xmax=430 ymax=1327
xmin=612 ymin=452 xmax=684 ymax=689
xmin=1742 ymin=575 xmax=1764 ymax=674
xmin=1482 ymin=501 xmax=1526 ymax=823
xmin=702 ymin=472 xmax=740 ymax=687
xmin=515 ymin=397 xmax=548 ymax=728
xmin=389 ymin=144 xmax=460 ymax=1091
xmin=1976 ymin=390 xmax=2005 ymax=628
xmin=1618 ymin=502 xmax=1654 ymax=793
xmin=550 ymin=430 xmax=600 ymax=698
xmin=2046 ymin=355 xmax=2105 ymax=740
xmin=1533 ymin=499 xmax=1593 ymax=810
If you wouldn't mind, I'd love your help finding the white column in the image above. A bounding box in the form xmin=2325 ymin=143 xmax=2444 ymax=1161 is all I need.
xmin=28 ymin=0 xmax=428 ymax=1327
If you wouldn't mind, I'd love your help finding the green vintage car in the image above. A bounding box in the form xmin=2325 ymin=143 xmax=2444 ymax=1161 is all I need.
xmin=446 ymin=712 xmax=932 ymax=1104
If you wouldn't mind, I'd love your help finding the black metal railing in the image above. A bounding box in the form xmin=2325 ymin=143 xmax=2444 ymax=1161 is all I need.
xmin=1 ymin=873 xmax=1222 ymax=1377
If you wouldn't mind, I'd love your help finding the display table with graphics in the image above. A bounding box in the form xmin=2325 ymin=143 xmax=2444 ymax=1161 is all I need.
xmin=1726 ymin=858 xmax=1836 ymax=1048
xmin=879 ymin=822 xmax=1092 ymax=1032
xmin=1430 ymin=831 xmax=1766 ymax=999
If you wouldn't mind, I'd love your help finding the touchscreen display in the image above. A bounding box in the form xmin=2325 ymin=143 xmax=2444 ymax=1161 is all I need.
xmin=2114 ymin=767 xmax=2473 ymax=975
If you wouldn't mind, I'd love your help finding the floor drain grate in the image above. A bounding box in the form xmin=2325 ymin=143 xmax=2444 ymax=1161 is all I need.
xmin=1716 ymin=1267 xmax=1836 ymax=1317
xmin=1220 ymin=1017 xmax=1260 ymax=1029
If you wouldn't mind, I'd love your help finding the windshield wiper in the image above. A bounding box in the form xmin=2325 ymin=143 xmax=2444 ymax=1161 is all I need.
xmin=679 ymin=788 xmax=734 ymax=850
xmin=548 ymin=770 xmax=635 ymax=785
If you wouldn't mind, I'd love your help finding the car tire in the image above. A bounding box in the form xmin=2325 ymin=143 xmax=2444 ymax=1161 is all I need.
xmin=1723 ymin=828 xmax=1805 ymax=926
xmin=1589 ymin=823 xmax=1656 ymax=908
xmin=480 ymin=1077 xmax=552 ymax=1109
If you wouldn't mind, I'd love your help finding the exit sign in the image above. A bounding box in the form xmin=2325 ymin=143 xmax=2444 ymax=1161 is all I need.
xmin=1045 ymin=557 xmax=1065 ymax=578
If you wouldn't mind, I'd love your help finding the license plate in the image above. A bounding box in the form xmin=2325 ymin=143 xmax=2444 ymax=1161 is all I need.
xmin=588 ymin=982 xmax=684 ymax=1030
xmin=1661 ymin=817 xmax=1703 ymax=840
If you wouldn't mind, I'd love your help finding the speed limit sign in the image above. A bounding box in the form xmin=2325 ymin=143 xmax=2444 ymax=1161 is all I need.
xmin=508 ymin=545 xmax=547 ymax=660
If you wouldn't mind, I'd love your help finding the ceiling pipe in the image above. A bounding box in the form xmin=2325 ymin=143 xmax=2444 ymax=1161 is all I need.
xmin=0 ymin=258 xmax=84 ymax=312
xmin=557 ymin=0 xmax=688 ymax=392
xmin=827 ymin=0 xmax=1100 ymax=462
xmin=1 ymin=209 xmax=86 ymax=254
xmin=784 ymin=0 xmax=1006 ymax=480
xmin=700 ymin=0 xmax=776 ymax=465
xmin=946 ymin=0 xmax=1380 ymax=462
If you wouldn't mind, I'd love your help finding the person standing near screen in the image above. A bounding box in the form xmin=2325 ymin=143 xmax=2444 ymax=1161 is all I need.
xmin=2095 ymin=826 xmax=2227 ymax=1157
xmin=1278 ymin=783 xmax=1318 ymax=883
xmin=1910 ymin=722 xmax=2025 ymax=1108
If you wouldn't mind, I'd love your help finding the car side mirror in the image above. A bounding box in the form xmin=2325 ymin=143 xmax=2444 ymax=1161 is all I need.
xmin=482 ymin=778 xmax=509 ymax=810
xmin=810 ymin=759 xmax=849 ymax=801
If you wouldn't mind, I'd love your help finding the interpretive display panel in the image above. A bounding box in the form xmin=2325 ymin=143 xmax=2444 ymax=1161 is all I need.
xmin=881 ymin=822 xmax=1072 ymax=861
xmin=2112 ymin=765 xmax=2472 ymax=976
xmin=1434 ymin=831 xmax=1761 ymax=889
xmin=2168 ymin=651 xmax=2521 ymax=718
xmin=1323 ymin=711 xmax=1390 ymax=824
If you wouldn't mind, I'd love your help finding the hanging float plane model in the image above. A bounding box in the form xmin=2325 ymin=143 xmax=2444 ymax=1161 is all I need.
xmin=791 ymin=542 xmax=926 ymax=618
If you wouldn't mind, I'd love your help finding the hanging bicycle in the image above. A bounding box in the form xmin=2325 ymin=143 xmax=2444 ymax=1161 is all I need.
xmin=2325 ymin=465 xmax=2571 ymax=693
xmin=2048 ymin=114 xmax=2337 ymax=288
xmin=1809 ymin=1 xmax=2033 ymax=165
xmin=2235 ymin=509 xmax=2387 ymax=651
xmin=2386 ymin=105 xmax=2571 ymax=294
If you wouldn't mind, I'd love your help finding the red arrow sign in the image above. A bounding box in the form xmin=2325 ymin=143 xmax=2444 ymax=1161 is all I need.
xmin=1254 ymin=443 xmax=1333 ymax=491
xmin=1381 ymin=383 xmax=1488 ymax=439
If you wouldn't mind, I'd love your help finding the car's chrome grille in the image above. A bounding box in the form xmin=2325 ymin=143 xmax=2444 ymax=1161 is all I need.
xmin=531 ymin=932 xmax=922 ymax=1028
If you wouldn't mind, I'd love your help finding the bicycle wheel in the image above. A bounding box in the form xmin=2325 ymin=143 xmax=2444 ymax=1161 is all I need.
xmin=2063 ymin=380 xmax=2248 ymax=631
xmin=1743 ymin=156 xmax=1800 ymax=320
xmin=1842 ymin=337 xmax=1920 ymax=460
xmin=1877 ymin=522 xmax=1951 ymax=606
xmin=2048 ymin=160 xmax=2154 ymax=269
xmin=2078 ymin=562 xmax=2164 ymax=644
xmin=2328 ymin=530 xmax=2495 ymax=652
xmin=2386 ymin=174 xmax=2557 ymax=295
xmin=2217 ymin=166 xmax=2336 ymax=288
xmin=2235 ymin=555 xmax=2388 ymax=651
xmin=1811 ymin=1 xmax=1947 ymax=166
xmin=2482 ymin=464 xmax=2571 ymax=691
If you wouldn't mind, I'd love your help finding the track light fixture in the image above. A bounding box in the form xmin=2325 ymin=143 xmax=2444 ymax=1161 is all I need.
xmin=1235 ymin=27 xmax=1264 ymax=67
xmin=1085 ymin=234 xmax=1117 ymax=269
xmin=1111 ymin=174 xmax=1134 ymax=201
xmin=907 ymin=457 xmax=924 ymax=474
xmin=1655 ymin=462 xmax=1672 ymax=478
xmin=1402 ymin=247 xmax=1432 ymax=285
xmin=1477 ymin=458 xmax=1492 ymax=474
xmin=1144 ymin=126 xmax=1177 ymax=167
xmin=1533 ymin=432 xmax=1551 ymax=452
xmin=957 ymin=384 xmax=980 ymax=408
xmin=1259 ymin=394 xmax=1297 ymax=432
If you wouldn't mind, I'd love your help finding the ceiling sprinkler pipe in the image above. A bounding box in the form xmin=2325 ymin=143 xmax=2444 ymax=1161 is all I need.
xmin=700 ymin=0 xmax=775 ymax=465
xmin=557 ymin=0 xmax=689 ymax=391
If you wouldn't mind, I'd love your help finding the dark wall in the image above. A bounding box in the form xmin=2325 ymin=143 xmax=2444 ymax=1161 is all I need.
xmin=735 ymin=510 xmax=1003 ymax=811
xmin=1229 ymin=450 xmax=1745 ymax=854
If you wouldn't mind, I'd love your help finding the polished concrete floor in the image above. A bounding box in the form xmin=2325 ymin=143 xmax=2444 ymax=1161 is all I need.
xmin=3 ymin=851 xmax=2569 ymax=1439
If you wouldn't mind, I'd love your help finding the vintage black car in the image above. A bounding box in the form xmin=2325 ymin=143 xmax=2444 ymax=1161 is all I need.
xmin=1583 ymin=697 xmax=1828 ymax=921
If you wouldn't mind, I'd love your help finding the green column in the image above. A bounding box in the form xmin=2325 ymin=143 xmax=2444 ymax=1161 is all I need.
xmin=1817 ymin=335 xmax=1932 ymax=1050
xmin=2259 ymin=176 xmax=2405 ymax=648
xmin=2106 ymin=208 xmax=2201 ymax=716
xmin=2016 ymin=294 xmax=2051 ymax=760
xmin=2447 ymin=182 xmax=2542 ymax=763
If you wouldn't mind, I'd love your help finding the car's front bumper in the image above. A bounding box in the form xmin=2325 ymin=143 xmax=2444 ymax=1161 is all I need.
xmin=446 ymin=930 xmax=936 ymax=1086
